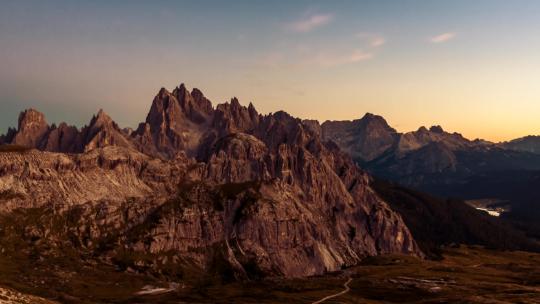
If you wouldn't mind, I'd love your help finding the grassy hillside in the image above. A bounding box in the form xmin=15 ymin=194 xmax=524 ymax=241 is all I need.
xmin=371 ymin=179 xmax=540 ymax=258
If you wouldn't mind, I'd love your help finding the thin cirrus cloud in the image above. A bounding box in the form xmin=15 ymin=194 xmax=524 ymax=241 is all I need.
xmin=430 ymin=32 xmax=457 ymax=43
xmin=370 ymin=37 xmax=386 ymax=47
xmin=304 ymin=49 xmax=373 ymax=67
xmin=286 ymin=13 xmax=334 ymax=33
xmin=264 ymin=17 xmax=381 ymax=68
xmin=256 ymin=49 xmax=373 ymax=69
xmin=356 ymin=33 xmax=386 ymax=47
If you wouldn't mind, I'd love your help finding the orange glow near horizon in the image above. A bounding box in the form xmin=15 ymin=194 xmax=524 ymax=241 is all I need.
xmin=1 ymin=1 xmax=540 ymax=143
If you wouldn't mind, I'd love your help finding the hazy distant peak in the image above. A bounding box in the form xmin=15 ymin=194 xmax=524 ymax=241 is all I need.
xmin=429 ymin=125 xmax=444 ymax=133
xmin=417 ymin=126 xmax=428 ymax=133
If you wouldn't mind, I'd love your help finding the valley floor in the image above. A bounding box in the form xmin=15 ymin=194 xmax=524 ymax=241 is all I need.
xmin=1 ymin=246 xmax=539 ymax=303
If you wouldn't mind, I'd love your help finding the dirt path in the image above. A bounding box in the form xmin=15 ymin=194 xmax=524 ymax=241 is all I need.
xmin=135 ymin=283 xmax=179 ymax=296
xmin=312 ymin=277 xmax=353 ymax=304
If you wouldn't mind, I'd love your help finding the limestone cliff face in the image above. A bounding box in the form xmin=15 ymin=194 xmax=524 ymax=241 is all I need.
xmin=0 ymin=84 xmax=422 ymax=279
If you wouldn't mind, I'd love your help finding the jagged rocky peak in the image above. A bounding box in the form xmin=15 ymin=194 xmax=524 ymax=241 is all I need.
xmin=212 ymin=97 xmax=260 ymax=134
xmin=172 ymin=83 xmax=214 ymax=123
xmin=146 ymin=84 xmax=214 ymax=129
xmin=84 ymin=109 xmax=121 ymax=138
xmin=429 ymin=125 xmax=444 ymax=133
xmin=42 ymin=122 xmax=81 ymax=153
xmin=321 ymin=112 xmax=398 ymax=162
xmin=18 ymin=108 xmax=47 ymax=128
xmin=11 ymin=108 xmax=50 ymax=148
xmin=89 ymin=109 xmax=114 ymax=129
xmin=417 ymin=126 xmax=429 ymax=133
xmin=357 ymin=113 xmax=397 ymax=136
xmin=0 ymin=83 xmax=426 ymax=281
xmin=134 ymin=84 xmax=215 ymax=158
xmin=82 ymin=109 xmax=133 ymax=153
xmin=1 ymin=128 xmax=17 ymax=145
xmin=400 ymin=124 xmax=473 ymax=153
xmin=191 ymin=87 xmax=213 ymax=115
xmin=146 ymin=87 xmax=178 ymax=126
xmin=360 ymin=112 xmax=393 ymax=126
xmin=302 ymin=119 xmax=322 ymax=137
xmin=173 ymin=83 xmax=190 ymax=100
xmin=144 ymin=87 xmax=186 ymax=136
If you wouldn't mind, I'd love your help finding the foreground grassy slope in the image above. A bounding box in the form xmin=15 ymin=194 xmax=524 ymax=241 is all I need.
xmin=371 ymin=179 xmax=540 ymax=258
xmin=1 ymin=244 xmax=539 ymax=303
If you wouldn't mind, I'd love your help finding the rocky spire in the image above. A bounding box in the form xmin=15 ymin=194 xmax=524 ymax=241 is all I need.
xmin=11 ymin=109 xmax=50 ymax=148
xmin=212 ymin=97 xmax=260 ymax=134
xmin=42 ymin=122 xmax=81 ymax=153
xmin=82 ymin=109 xmax=133 ymax=152
xmin=134 ymin=85 xmax=213 ymax=158
xmin=172 ymin=83 xmax=213 ymax=123
xmin=88 ymin=109 xmax=114 ymax=131
xmin=191 ymin=88 xmax=213 ymax=116
xmin=429 ymin=125 xmax=444 ymax=133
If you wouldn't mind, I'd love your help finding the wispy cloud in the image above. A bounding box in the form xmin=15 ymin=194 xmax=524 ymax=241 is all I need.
xmin=287 ymin=13 xmax=334 ymax=33
xmin=258 ymin=52 xmax=284 ymax=67
xmin=430 ymin=32 xmax=456 ymax=43
xmin=356 ymin=33 xmax=386 ymax=47
xmin=370 ymin=37 xmax=386 ymax=47
xmin=306 ymin=50 xmax=373 ymax=67
xmin=258 ymin=25 xmax=383 ymax=68
xmin=256 ymin=49 xmax=373 ymax=69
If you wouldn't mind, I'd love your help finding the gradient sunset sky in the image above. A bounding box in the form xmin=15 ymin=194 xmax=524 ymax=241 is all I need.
xmin=1 ymin=0 xmax=540 ymax=142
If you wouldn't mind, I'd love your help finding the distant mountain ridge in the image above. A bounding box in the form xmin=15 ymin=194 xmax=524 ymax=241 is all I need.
xmin=317 ymin=113 xmax=540 ymax=185
xmin=321 ymin=113 xmax=399 ymax=162
xmin=501 ymin=135 xmax=540 ymax=154
xmin=2 ymin=93 xmax=535 ymax=160
xmin=316 ymin=112 xmax=540 ymax=233
xmin=320 ymin=113 xmax=495 ymax=164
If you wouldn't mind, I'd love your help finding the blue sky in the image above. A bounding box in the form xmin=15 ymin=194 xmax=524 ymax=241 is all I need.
xmin=2 ymin=0 xmax=540 ymax=141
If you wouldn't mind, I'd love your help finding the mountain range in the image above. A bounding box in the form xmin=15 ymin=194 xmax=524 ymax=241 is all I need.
xmin=0 ymin=84 xmax=424 ymax=282
xmin=319 ymin=113 xmax=540 ymax=234
xmin=0 ymin=84 xmax=539 ymax=302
